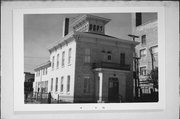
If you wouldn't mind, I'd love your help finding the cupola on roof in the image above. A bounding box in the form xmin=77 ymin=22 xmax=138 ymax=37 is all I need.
xmin=70 ymin=14 xmax=111 ymax=35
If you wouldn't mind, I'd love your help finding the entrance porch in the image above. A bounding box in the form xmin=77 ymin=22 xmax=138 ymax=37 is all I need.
xmin=94 ymin=68 xmax=130 ymax=103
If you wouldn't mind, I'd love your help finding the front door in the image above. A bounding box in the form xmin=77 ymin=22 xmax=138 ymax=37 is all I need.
xmin=108 ymin=78 xmax=119 ymax=102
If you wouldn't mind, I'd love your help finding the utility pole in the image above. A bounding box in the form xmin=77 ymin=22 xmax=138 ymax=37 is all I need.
xmin=128 ymin=34 xmax=140 ymax=100
xmin=134 ymin=56 xmax=140 ymax=99
xmin=149 ymin=47 xmax=156 ymax=92
xmin=149 ymin=47 xmax=154 ymax=71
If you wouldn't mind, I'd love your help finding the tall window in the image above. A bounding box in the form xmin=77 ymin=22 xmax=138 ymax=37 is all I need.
xmin=141 ymin=35 xmax=146 ymax=45
xmin=55 ymin=77 xmax=58 ymax=92
xmin=120 ymin=53 xmax=125 ymax=65
xmin=57 ymin=54 xmax=59 ymax=69
xmin=107 ymin=54 xmax=112 ymax=61
xmin=97 ymin=25 xmax=99 ymax=31
xmin=52 ymin=56 xmax=55 ymax=70
xmin=51 ymin=78 xmax=53 ymax=91
xmin=44 ymin=69 xmax=46 ymax=75
xmin=107 ymin=51 xmax=112 ymax=61
xmin=68 ymin=48 xmax=72 ymax=64
xmin=151 ymin=46 xmax=158 ymax=62
xmin=93 ymin=25 xmax=96 ymax=31
xmin=83 ymin=76 xmax=90 ymax=93
xmin=100 ymin=26 xmax=103 ymax=32
xmin=45 ymin=68 xmax=48 ymax=75
xmin=67 ymin=76 xmax=70 ymax=92
xmin=140 ymin=49 xmax=146 ymax=59
xmin=62 ymin=51 xmax=65 ymax=67
xmin=60 ymin=77 xmax=64 ymax=92
xmin=84 ymin=48 xmax=90 ymax=63
xmin=89 ymin=24 xmax=92 ymax=31
xmin=43 ymin=69 xmax=45 ymax=75
xmin=42 ymin=69 xmax=44 ymax=75
xmin=44 ymin=81 xmax=48 ymax=93
xmin=140 ymin=66 xmax=147 ymax=76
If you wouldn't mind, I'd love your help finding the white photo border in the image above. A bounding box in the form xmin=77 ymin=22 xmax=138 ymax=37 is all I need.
xmin=13 ymin=7 xmax=165 ymax=111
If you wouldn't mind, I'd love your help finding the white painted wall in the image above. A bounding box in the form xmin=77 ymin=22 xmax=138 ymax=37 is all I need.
xmin=1 ymin=1 xmax=179 ymax=119
xmin=47 ymin=39 xmax=76 ymax=100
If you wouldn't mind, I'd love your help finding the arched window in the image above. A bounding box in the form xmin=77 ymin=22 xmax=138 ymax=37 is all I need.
xmin=89 ymin=24 xmax=92 ymax=31
xmin=97 ymin=25 xmax=99 ymax=31
xmin=60 ymin=76 xmax=64 ymax=92
xmin=52 ymin=56 xmax=55 ymax=70
xmin=107 ymin=54 xmax=112 ymax=61
xmin=68 ymin=48 xmax=72 ymax=64
xmin=62 ymin=51 xmax=65 ymax=67
xmin=107 ymin=51 xmax=112 ymax=61
xmin=57 ymin=54 xmax=59 ymax=69
xmin=100 ymin=26 xmax=103 ymax=32
xmin=67 ymin=75 xmax=70 ymax=92
xmin=93 ymin=25 xmax=96 ymax=31
xmin=51 ymin=78 xmax=53 ymax=91
xmin=55 ymin=77 xmax=58 ymax=92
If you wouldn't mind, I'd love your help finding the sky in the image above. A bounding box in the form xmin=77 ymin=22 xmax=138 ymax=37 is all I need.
xmin=24 ymin=13 xmax=157 ymax=73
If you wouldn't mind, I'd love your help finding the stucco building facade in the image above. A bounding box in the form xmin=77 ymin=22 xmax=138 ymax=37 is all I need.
xmin=33 ymin=14 xmax=138 ymax=103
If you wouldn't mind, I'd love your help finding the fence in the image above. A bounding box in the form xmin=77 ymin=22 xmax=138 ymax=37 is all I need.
xmin=25 ymin=92 xmax=125 ymax=104
xmin=25 ymin=92 xmax=67 ymax=104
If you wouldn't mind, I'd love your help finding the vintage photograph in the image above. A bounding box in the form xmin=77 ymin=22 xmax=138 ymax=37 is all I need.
xmin=24 ymin=13 xmax=158 ymax=104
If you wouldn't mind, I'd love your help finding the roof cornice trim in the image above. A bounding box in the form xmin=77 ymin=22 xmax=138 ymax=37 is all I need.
xmin=76 ymin=32 xmax=139 ymax=45
xmin=70 ymin=14 xmax=111 ymax=27
xmin=47 ymin=31 xmax=75 ymax=52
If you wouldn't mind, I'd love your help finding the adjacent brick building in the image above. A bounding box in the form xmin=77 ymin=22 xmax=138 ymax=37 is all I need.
xmin=24 ymin=72 xmax=35 ymax=94
xmin=33 ymin=14 xmax=138 ymax=103
xmin=132 ymin=13 xmax=158 ymax=95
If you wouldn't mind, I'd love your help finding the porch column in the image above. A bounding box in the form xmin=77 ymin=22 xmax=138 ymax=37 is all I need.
xmin=98 ymin=72 xmax=103 ymax=102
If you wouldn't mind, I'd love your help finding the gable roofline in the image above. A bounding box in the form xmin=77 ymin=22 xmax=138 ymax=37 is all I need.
xmin=34 ymin=61 xmax=51 ymax=71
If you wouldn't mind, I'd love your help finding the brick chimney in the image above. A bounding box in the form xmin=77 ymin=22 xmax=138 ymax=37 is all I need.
xmin=62 ymin=18 xmax=69 ymax=37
